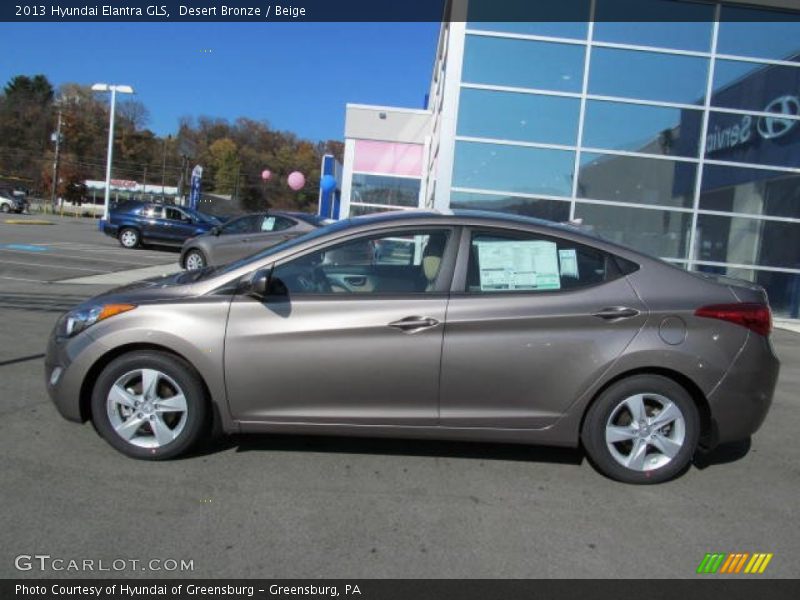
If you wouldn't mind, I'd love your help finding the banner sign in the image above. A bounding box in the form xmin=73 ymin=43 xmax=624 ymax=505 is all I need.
xmin=189 ymin=165 xmax=202 ymax=210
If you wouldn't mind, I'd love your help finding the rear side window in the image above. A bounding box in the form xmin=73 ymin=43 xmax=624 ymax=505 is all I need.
xmin=465 ymin=229 xmax=622 ymax=293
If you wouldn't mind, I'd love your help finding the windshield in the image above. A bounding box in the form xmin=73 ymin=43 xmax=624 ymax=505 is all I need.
xmin=210 ymin=219 xmax=354 ymax=277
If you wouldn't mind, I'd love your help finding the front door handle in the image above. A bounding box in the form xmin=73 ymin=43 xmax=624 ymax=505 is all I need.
xmin=388 ymin=316 xmax=440 ymax=333
xmin=592 ymin=306 xmax=640 ymax=320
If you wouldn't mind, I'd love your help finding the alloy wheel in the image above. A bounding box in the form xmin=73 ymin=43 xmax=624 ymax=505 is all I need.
xmin=185 ymin=251 xmax=205 ymax=271
xmin=604 ymin=393 xmax=686 ymax=472
xmin=120 ymin=230 xmax=138 ymax=248
xmin=106 ymin=368 xmax=188 ymax=449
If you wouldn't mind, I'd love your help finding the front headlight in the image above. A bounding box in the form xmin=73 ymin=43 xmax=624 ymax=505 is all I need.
xmin=61 ymin=303 xmax=136 ymax=338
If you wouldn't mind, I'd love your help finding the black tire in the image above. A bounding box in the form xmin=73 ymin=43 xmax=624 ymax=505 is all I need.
xmin=581 ymin=374 xmax=699 ymax=484
xmin=0 ymin=203 xmax=9 ymax=213
xmin=91 ymin=351 xmax=208 ymax=460
xmin=183 ymin=248 xmax=207 ymax=271
xmin=118 ymin=227 xmax=140 ymax=249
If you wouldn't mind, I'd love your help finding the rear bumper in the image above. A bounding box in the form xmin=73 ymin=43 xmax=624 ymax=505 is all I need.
xmin=706 ymin=332 xmax=780 ymax=445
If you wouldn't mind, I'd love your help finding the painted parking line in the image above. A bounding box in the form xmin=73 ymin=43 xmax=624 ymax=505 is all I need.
xmin=0 ymin=244 xmax=49 ymax=252
xmin=0 ymin=247 xmax=172 ymax=266
xmin=0 ymin=259 xmax=108 ymax=273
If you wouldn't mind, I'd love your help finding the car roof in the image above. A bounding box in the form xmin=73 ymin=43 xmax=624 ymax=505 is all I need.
xmin=333 ymin=209 xmax=651 ymax=260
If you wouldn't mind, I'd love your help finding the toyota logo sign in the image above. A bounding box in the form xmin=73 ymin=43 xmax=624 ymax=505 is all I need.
xmin=757 ymin=95 xmax=800 ymax=140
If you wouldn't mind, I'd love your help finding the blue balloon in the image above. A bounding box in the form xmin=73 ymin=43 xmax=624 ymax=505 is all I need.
xmin=320 ymin=174 xmax=337 ymax=193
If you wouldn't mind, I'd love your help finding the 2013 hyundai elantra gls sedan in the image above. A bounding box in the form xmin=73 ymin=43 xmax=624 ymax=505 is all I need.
xmin=45 ymin=210 xmax=779 ymax=483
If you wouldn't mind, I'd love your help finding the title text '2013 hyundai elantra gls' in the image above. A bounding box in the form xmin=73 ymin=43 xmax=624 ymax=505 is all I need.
xmin=46 ymin=210 xmax=779 ymax=483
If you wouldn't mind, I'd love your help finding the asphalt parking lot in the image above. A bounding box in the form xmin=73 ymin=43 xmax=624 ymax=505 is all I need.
xmin=0 ymin=214 xmax=798 ymax=579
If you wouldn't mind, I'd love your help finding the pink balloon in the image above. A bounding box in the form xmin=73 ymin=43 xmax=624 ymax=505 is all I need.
xmin=287 ymin=171 xmax=305 ymax=191
xmin=261 ymin=169 xmax=271 ymax=181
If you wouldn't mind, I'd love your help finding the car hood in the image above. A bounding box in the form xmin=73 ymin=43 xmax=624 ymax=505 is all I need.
xmin=86 ymin=270 xmax=209 ymax=305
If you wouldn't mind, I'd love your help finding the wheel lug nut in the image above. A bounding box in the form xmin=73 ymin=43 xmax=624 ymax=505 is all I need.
xmin=149 ymin=415 xmax=155 ymax=421
xmin=137 ymin=413 xmax=143 ymax=419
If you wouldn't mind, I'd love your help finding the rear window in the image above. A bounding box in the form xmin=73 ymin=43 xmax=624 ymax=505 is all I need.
xmin=465 ymin=229 xmax=624 ymax=293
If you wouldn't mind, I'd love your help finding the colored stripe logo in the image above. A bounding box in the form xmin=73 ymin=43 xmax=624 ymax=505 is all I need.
xmin=697 ymin=552 xmax=773 ymax=574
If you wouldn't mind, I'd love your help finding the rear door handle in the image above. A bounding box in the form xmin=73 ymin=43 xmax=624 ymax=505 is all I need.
xmin=388 ymin=316 xmax=440 ymax=333
xmin=592 ymin=307 xmax=640 ymax=320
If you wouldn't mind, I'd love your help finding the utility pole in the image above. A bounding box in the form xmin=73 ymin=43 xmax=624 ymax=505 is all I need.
xmin=161 ymin=135 xmax=171 ymax=202
xmin=233 ymin=165 xmax=240 ymax=206
xmin=50 ymin=109 xmax=63 ymax=212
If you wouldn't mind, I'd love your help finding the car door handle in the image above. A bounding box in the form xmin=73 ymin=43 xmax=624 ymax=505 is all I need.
xmin=592 ymin=307 xmax=640 ymax=320
xmin=388 ymin=316 xmax=440 ymax=333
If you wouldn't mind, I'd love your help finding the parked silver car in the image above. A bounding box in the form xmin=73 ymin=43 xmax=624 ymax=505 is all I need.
xmin=180 ymin=211 xmax=330 ymax=270
xmin=46 ymin=210 xmax=779 ymax=483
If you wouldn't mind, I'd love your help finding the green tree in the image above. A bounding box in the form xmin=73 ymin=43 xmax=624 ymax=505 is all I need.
xmin=208 ymin=138 xmax=240 ymax=195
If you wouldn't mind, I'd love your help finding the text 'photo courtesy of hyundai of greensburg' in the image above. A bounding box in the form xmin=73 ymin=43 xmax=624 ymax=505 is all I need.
xmin=45 ymin=210 xmax=779 ymax=484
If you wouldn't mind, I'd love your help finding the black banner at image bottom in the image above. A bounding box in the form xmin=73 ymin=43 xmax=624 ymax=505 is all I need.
xmin=4 ymin=579 xmax=800 ymax=600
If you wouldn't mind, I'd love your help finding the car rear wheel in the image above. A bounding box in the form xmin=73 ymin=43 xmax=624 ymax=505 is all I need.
xmin=184 ymin=248 xmax=207 ymax=271
xmin=91 ymin=351 xmax=208 ymax=460
xmin=119 ymin=227 xmax=140 ymax=249
xmin=581 ymin=374 xmax=699 ymax=484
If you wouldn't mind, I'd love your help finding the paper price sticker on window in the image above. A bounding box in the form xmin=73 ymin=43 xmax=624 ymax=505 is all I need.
xmin=476 ymin=240 xmax=561 ymax=291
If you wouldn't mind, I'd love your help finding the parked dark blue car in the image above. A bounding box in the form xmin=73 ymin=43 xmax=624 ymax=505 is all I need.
xmin=102 ymin=201 xmax=223 ymax=249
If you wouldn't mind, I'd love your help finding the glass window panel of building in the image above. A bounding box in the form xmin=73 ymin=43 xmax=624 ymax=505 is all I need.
xmin=453 ymin=141 xmax=575 ymax=197
xmin=712 ymin=60 xmax=800 ymax=114
xmin=458 ymin=88 xmax=580 ymax=145
xmin=695 ymin=214 xmax=800 ymax=270
xmin=717 ymin=6 xmax=800 ymax=62
xmin=589 ymin=48 xmax=709 ymax=105
xmin=699 ymin=165 xmax=800 ymax=220
xmin=450 ymin=191 xmax=571 ymax=222
xmin=350 ymin=174 xmax=420 ymax=208
xmin=578 ymin=153 xmax=697 ymax=208
xmin=582 ymin=100 xmax=703 ymax=157
xmin=705 ymin=110 xmax=800 ymax=169
xmin=593 ymin=0 xmax=714 ymax=52
xmin=467 ymin=0 xmax=590 ymax=40
xmin=574 ymin=203 xmax=692 ymax=260
xmin=462 ymin=35 xmax=585 ymax=93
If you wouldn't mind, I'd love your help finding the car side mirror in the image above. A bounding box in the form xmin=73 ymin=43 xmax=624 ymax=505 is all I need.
xmin=211 ymin=226 xmax=221 ymax=236
xmin=250 ymin=269 xmax=270 ymax=297
xmin=247 ymin=268 xmax=289 ymax=299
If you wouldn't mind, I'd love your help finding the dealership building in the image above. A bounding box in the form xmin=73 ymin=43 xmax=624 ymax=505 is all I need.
xmin=339 ymin=0 xmax=800 ymax=318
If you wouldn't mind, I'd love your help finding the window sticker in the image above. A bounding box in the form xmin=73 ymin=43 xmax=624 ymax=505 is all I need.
xmin=262 ymin=216 xmax=276 ymax=231
xmin=559 ymin=248 xmax=579 ymax=279
xmin=476 ymin=240 xmax=561 ymax=291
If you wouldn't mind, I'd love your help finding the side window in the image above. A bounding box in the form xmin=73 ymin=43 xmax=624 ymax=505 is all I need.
xmin=222 ymin=216 xmax=259 ymax=234
xmin=142 ymin=206 xmax=163 ymax=219
xmin=465 ymin=230 xmax=620 ymax=293
xmin=272 ymin=217 xmax=296 ymax=232
xmin=270 ymin=229 xmax=451 ymax=295
xmin=164 ymin=207 xmax=186 ymax=222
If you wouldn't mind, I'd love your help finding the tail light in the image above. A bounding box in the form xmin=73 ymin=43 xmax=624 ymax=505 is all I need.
xmin=694 ymin=303 xmax=772 ymax=337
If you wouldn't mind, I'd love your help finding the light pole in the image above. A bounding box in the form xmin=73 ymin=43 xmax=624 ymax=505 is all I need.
xmin=91 ymin=83 xmax=134 ymax=222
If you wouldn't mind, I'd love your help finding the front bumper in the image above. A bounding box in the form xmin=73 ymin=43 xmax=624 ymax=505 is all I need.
xmin=706 ymin=332 xmax=780 ymax=445
xmin=44 ymin=325 xmax=106 ymax=423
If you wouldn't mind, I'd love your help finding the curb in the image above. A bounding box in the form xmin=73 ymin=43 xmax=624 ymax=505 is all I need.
xmin=4 ymin=219 xmax=55 ymax=225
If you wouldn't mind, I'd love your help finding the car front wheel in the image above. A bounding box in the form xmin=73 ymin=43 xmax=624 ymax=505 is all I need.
xmin=581 ymin=374 xmax=699 ymax=484
xmin=91 ymin=351 xmax=208 ymax=460
xmin=0 ymin=203 xmax=9 ymax=213
xmin=119 ymin=227 xmax=140 ymax=249
xmin=184 ymin=248 xmax=207 ymax=271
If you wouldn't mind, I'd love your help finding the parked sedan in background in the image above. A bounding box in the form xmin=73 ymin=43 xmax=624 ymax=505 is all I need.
xmin=0 ymin=187 xmax=29 ymax=214
xmin=46 ymin=210 xmax=779 ymax=483
xmin=102 ymin=200 xmax=222 ymax=249
xmin=180 ymin=211 xmax=331 ymax=270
